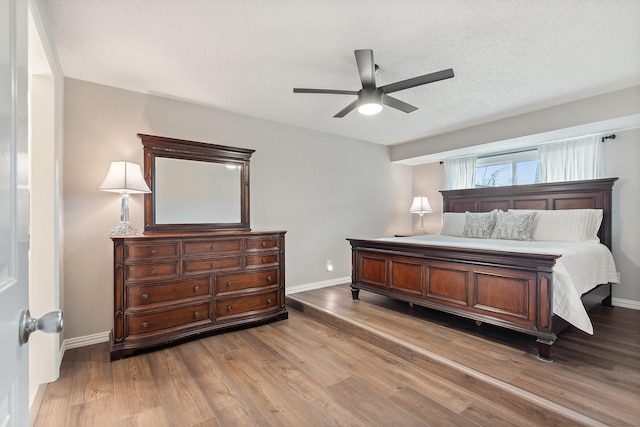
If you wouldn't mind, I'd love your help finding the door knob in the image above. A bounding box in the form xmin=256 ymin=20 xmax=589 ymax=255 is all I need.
xmin=19 ymin=310 xmax=63 ymax=344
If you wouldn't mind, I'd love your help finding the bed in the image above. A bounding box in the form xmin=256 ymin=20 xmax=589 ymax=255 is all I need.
xmin=348 ymin=178 xmax=618 ymax=360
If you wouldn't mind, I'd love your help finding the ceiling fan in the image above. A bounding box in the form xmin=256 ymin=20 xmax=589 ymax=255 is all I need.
xmin=293 ymin=49 xmax=454 ymax=118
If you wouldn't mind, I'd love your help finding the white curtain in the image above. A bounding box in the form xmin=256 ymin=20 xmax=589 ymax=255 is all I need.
xmin=444 ymin=156 xmax=476 ymax=189
xmin=538 ymin=135 xmax=600 ymax=182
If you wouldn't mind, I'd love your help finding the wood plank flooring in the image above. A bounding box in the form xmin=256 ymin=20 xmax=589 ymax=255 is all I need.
xmin=289 ymin=285 xmax=640 ymax=426
xmin=33 ymin=284 xmax=639 ymax=426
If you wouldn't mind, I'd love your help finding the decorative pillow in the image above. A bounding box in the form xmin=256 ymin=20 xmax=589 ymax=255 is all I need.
xmin=508 ymin=209 xmax=603 ymax=242
xmin=440 ymin=212 xmax=466 ymax=237
xmin=462 ymin=210 xmax=498 ymax=239
xmin=491 ymin=210 xmax=537 ymax=241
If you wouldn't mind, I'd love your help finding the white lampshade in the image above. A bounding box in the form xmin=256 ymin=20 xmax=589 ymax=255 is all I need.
xmin=409 ymin=196 xmax=432 ymax=214
xmin=98 ymin=161 xmax=151 ymax=194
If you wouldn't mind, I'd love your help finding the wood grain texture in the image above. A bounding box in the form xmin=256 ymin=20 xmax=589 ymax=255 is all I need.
xmin=112 ymin=354 xmax=162 ymax=419
xmin=111 ymin=231 xmax=287 ymax=360
xmin=34 ymin=284 xmax=638 ymax=426
xmin=290 ymin=285 xmax=640 ymax=426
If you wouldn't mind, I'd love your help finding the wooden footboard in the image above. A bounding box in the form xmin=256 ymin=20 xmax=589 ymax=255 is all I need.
xmin=348 ymin=239 xmax=560 ymax=360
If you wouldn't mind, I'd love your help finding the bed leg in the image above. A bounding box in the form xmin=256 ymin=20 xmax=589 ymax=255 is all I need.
xmin=536 ymin=338 xmax=554 ymax=362
xmin=350 ymin=287 xmax=360 ymax=300
xmin=602 ymin=284 xmax=613 ymax=307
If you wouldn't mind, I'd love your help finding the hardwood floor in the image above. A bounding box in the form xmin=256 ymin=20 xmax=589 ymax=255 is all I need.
xmin=289 ymin=285 xmax=640 ymax=426
xmin=34 ymin=284 xmax=639 ymax=426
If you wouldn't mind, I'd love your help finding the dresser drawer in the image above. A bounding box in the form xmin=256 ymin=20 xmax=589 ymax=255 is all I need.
xmin=125 ymin=261 xmax=179 ymax=282
xmin=216 ymin=269 xmax=278 ymax=294
xmin=216 ymin=290 xmax=279 ymax=320
xmin=183 ymin=256 xmax=242 ymax=274
xmin=111 ymin=231 xmax=287 ymax=360
xmin=126 ymin=277 xmax=211 ymax=308
xmin=183 ymin=239 xmax=242 ymax=256
xmin=246 ymin=254 xmax=278 ymax=268
xmin=127 ymin=303 xmax=210 ymax=336
xmin=246 ymin=237 xmax=279 ymax=251
xmin=125 ymin=242 xmax=179 ymax=261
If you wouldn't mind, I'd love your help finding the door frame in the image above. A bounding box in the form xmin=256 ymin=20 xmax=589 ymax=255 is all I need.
xmin=27 ymin=0 xmax=65 ymax=414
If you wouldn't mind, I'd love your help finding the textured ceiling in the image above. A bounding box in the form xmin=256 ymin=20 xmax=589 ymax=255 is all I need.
xmin=42 ymin=0 xmax=640 ymax=146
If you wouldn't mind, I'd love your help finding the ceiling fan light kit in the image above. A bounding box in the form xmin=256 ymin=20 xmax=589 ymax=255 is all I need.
xmin=293 ymin=49 xmax=454 ymax=118
xmin=357 ymin=88 xmax=383 ymax=115
xmin=358 ymin=103 xmax=383 ymax=115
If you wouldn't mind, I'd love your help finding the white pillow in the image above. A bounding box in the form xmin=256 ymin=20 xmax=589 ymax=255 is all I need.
xmin=508 ymin=209 xmax=603 ymax=242
xmin=491 ymin=210 xmax=537 ymax=241
xmin=440 ymin=212 xmax=466 ymax=237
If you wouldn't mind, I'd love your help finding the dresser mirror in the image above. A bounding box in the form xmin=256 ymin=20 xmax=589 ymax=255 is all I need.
xmin=139 ymin=134 xmax=254 ymax=233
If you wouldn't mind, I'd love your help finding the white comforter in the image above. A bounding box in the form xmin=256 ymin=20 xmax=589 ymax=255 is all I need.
xmin=377 ymin=235 xmax=618 ymax=334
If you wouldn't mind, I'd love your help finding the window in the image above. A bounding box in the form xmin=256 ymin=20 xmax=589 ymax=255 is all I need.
xmin=474 ymin=150 xmax=541 ymax=187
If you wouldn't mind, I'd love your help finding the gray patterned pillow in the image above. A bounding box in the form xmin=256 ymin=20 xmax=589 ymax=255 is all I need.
xmin=491 ymin=210 xmax=537 ymax=241
xmin=462 ymin=210 xmax=498 ymax=239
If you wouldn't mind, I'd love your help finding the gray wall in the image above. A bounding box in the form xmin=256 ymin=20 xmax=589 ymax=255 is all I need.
xmin=63 ymin=78 xmax=412 ymax=340
xmin=602 ymin=127 xmax=640 ymax=305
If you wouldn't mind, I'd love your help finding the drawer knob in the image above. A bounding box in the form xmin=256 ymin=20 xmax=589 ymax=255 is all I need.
xmin=193 ymin=285 xmax=200 ymax=292
xmin=226 ymin=281 xmax=233 ymax=287
xmin=151 ymin=268 xmax=157 ymax=274
xmin=261 ymin=242 xmax=267 ymax=247
xmin=210 ymin=244 xmax=216 ymax=250
xmin=226 ymin=305 xmax=233 ymax=312
xmin=210 ymin=262 xmax=216 ymax=268
xmin=151 ymin=249 xmax=157 ymax=254
xmin=194 ymin=311 xmax=200 ymax=318
xmin=266 ymin=276 xmax=272 ymax=283
xmin=267 ymin=298 xmax=272 ymax=304
xmin=142 ymin=321 xmax=149 ymax=328
xmin=261 ymin=258 xmax=266 ymax=263
xmin=141 ymin=293 xmax=149 ymax=300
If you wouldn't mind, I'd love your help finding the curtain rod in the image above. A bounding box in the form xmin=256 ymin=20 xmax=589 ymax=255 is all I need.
xmin=439 ymin=147 xmax=536 ymax=165
xmin=476 ymin=147 xmax=537 ymax=159
xmin=601 ymin=134 xmax=616 ymax=142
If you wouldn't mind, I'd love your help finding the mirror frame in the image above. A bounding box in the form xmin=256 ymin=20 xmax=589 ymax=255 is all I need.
xmin=139 ymin=134 xmax=254 ymax=234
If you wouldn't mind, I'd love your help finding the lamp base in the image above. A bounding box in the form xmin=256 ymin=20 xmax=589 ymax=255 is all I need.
xmin=109 ymin=222 xmax=140 ymax=236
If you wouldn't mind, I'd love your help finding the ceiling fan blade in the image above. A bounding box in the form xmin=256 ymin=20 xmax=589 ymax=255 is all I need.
xmin=382 ymin=94 xmax=418 ymax=113
xmin=293 ymin=88 xmax=358 ymax=95
xmin=333 ymin=100 xmax=359 ymax=118
xmin=380 ymin=68 xmax=454 ymax=94
xmin=354 ymin=49 xmax=376 ymax=90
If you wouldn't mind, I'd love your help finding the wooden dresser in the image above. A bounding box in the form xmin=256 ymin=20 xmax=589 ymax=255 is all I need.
xmin=110 ymin=230 xmax=287 ymax=360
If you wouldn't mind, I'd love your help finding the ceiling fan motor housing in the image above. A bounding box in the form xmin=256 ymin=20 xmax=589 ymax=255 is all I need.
xmin=358 ymin=88 xmax=383 ymax=105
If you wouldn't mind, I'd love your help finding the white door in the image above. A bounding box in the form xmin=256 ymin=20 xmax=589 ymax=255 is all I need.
xmin=0 ymin=0 xmax=30 ymax=425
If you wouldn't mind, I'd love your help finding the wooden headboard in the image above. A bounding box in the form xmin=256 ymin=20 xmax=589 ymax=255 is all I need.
xmin=440 ymin=178 xmax=618 ymax=249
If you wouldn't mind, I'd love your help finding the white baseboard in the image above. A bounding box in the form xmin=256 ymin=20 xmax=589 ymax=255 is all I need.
xmin=286 ymin=276 xmax=350 ymax=295
xmin=61 ymin=331 xmax=110 ymax=359
xmin=612 ymin=297 xmax=640 ymax=310
xmin=58 ymin=279 xmax=349 ymax=353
